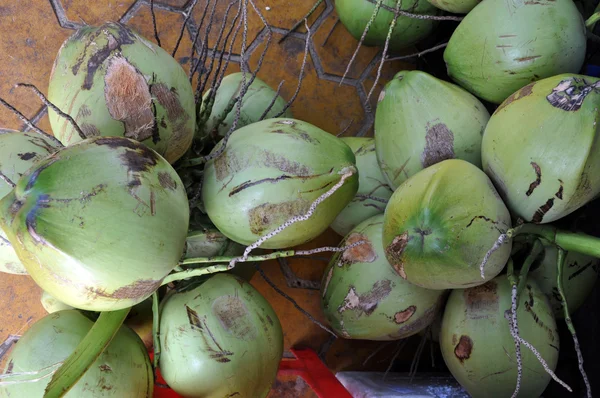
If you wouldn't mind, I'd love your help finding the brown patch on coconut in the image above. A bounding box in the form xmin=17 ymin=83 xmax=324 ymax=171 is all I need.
xmin=464 ymin=280 xmax=499 ymax=318
xmin=104 ymin=56 xmax=154 ymax=143
xmin=454 ymin=335 xmax=473 ymax=363
xmin=212 ymin=295 xmax=257 ymax=341
xmin=496 ymin=82 xmax=534 ymax=113
xmin=340 ymin=233 xmax=376 ymax=265
xmin=525 ymin=162 xmax=542 ymax=196
xmin=90 ymin=278 xmax=161 ymax=300
xmin=421 ymin=122 xmax=454 ymax=168
xmin=151 ymin=83 xmax=192 ymax=161
xmin=81 ymin=123 xmax=100 ymax=138
xmin=394 ymin=305 xmax=416 ymax=324
xmin=158 ymin=171 xmax=177 ymax=190
xmin=248 ymin=199 xmax=310 ymax=235
xmin=386 ymin=232 xmax=409 ymax=279
xmin=337 ymin=280 xmax=393 ymax=317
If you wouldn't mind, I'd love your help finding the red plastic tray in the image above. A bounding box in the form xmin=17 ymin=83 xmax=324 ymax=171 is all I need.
xmin=150 ymin=347 xmax=351 ymax=398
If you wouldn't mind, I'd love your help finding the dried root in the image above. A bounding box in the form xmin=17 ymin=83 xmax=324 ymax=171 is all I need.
xmin=556 ymin=248 xmax=592 ymax=398
xmin=15 ymin=83 xmax=85 ymax=140
xmin=0 ymin=96 xmax=63 ymax=147
xmin=341 ymin=0 xmax=384 ymax=85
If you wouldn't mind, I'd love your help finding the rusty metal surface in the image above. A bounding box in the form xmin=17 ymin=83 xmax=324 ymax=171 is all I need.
xmin=0 ymin=0 xmax=418 ymax=394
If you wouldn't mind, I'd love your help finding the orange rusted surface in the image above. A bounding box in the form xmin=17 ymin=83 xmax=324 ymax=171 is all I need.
xmin=0 ymin=0 xmax=419 ymax=394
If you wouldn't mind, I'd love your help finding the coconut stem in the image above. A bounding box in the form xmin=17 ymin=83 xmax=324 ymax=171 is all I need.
xmin=161 ymin=264 xmax=229 ymax=286
xmin=515 ymin=239 xmax=543 ymax=309
xmin=229 ymin=168 xmax=357 ymax=269
xmin=151 ymin=292 xmax=161 ymax=376
xmin=172 ymin=0 xmax=199 ymax=57
xmin=179 ymin=240 xmax=366 ymax=268
xmin=386 ymin=42 xmax=448 ymax=62
xmin=0 ymin=171 xmax=15 ymax=188
xmin=480 ymin=232 xmax=510 ymax=279
xmin=43 ymin=308 xmax=131 ymax=398
xmin=366 ymin=0 xmax=402 ymax=109
xmin=273 ymin=19 xmax=310 ymax=118
xmin=505 ymin=279 xmax=572 ymax=393
xmin=279 ymin=0 xmax=323 ymax=44
xmin=341 ymin=0 xmax=384 ymax=86
xmin=506 ymin=280 xmax=523 ymax=398
xmin=585 ymin=11 xmax=600 ymax=29
xmin=556 ymin=248 xmax=592 ymax=398
xmin=15 ymin=83 xmax=86 ymax=140
xmin=515 ymin=224 xmax=600 ymax=258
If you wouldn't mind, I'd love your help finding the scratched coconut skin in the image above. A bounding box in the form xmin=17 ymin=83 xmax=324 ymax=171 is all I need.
xmin=444 ymin=0 xmax=586 ymax=104
xmin=440 ymin=275 xmax=559 ymax=398
xmin=202 ymin=118 xmax=359 ymax=249
xmin=0 ymin=129 xmax=60 ymax=275
xmin=321 ymin=214 xmax=445 ymax=340
xmin=375 ymin=70 xmax=490 ymax=190
xmin=198 ymin=72 xmax=293 ymax=146
xmin=0 ymin=137 xmax=189 ymax=312
xmin=47 ymin=22 xmax=195 ymax=163
xmin=159 ymin=273 xmax=283 ymax=398
xmin=0 ymin=310 xmax=153 ymax=397
xmin=329 ymin=137 xmax=393 ymax=237
xmin=482 ymin=74 xmax=600 ymax=224
xmin=383 ymin=159 xmax=512 ymax=290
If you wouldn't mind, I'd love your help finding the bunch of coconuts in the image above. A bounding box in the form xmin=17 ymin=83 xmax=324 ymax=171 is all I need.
xmin=0 ymin=22 xmax=308 ymax=398
xmin=1 ymin=0 xmax=600 ymax=396
xmin=318 ymin=0 xmax=600 ymax=396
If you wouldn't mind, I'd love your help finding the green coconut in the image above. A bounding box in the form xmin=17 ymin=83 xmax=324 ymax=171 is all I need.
xmin=440 ymin=275 xmax=559 ymax=398
xmin=321 ymin=214 xmax=445 ymax=340
xmin=425 ymin=0 xmax=481 ymax=14
xmin=0 ymin=310 xmax=153 ymax=398
xmin=184 ymin=228 xmax=257 ymax=282
xmin=444 ymin=0 xmax=587 ymax=104
xmin=482 ymin=74 xmax=600 ymax=223
xmin=198 ymin=72 xmax=293 ymax=146
xmin=0 ymin=129 xmax=60 ymax=274
xmin=330 ymin=138 xmax=393 ymax=237
xmin=375 ymin=70 xmax=490 ymax=190
xmin=383 ymin=159 xmax=512 ymax=289
xmin=0 ymin=137 xmax=189 ymax=312
xmin=40 ymin=290 xmax=74 ymax=313
xmin=202 ymin=118 xmax=359 ymax=249
xmin=48 ymin=22 xmax=195 ymax=163
xmin=335 ymin=0 xmax=440 ymax=52
xmin=527 ymin=241 xmax=599 ymax=319
xmin=159 ymin=273 xmax=283 ymax=398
